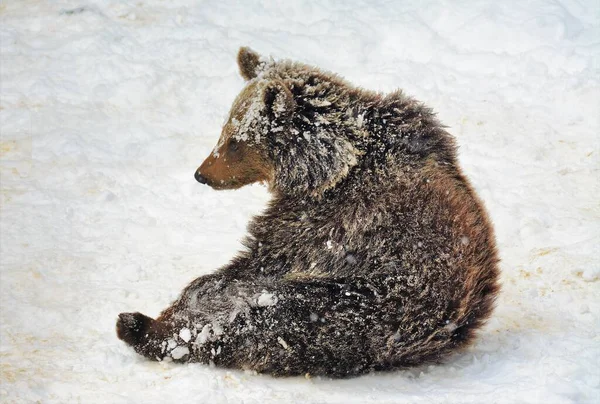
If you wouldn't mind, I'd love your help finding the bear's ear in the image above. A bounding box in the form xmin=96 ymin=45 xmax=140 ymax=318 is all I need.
xmin=262 ymin=80 xmax=295 ymax=120
xmin=237 ymin=47 xmax=263 ymax=81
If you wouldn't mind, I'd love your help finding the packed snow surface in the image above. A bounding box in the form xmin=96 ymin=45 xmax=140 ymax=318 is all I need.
xmin=1 ymin=0 xmax=599 ymax=403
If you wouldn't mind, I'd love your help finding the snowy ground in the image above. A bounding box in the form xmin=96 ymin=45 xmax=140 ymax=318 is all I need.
xmin=1 ymin=0 xmax=599 ymax=403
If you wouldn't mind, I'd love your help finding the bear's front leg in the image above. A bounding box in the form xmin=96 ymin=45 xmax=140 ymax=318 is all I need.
xmin=117 ymin=273 xmax=390 ymax=376
xmin=116 ymin=312 xmax=177 ymax=361
xmin=116 ymin=270 xmax=237 ymax=362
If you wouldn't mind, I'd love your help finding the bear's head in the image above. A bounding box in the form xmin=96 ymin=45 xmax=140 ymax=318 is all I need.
xmin=195 ymin=47 xmax=362 ymax=198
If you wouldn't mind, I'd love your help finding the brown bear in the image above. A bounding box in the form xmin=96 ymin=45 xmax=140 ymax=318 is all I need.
xmin=116 ymin=47 xmax=500 ymax=378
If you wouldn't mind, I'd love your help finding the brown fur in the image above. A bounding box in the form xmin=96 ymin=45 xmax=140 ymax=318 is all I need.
xmin=196 ymin=138 xmax=273 ymax=189
xmin=117 ymin=47 xmax=500 ymax=378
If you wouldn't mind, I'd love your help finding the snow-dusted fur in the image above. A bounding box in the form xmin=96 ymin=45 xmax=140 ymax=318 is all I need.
xmin=116 ymin=47 xmax=500 ymax=377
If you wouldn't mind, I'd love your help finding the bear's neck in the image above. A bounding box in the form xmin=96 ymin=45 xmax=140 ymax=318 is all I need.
xmin=333 ymin=91 xmax=457 ymax=170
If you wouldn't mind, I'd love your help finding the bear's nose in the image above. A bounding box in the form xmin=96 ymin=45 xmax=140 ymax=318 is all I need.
xmin=194 ymin=171 xmax=208 ymax=184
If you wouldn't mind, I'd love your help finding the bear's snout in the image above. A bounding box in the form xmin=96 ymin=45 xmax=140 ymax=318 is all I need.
xmin=195 ymin=136 xmax=273 ymax=190
xmin=194 ymin=170 xmax=208 ymax=184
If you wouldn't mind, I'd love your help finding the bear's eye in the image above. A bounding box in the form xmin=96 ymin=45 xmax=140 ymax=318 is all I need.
xmin=229 ymin=139 xmax=240 ymax=152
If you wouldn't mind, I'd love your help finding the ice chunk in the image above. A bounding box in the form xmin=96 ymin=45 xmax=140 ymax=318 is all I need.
xmin=170 ymin=346 xmax=189 ymax=360
xmin=195 ymin=324 xmax=211 ymax=345
xmin=179 ymin=328 xmax=191 ymax=343
xmin=257 ymin=291 xmax=278 ymax=307
xmin=212 ymin=322 xmax=224 ymax=336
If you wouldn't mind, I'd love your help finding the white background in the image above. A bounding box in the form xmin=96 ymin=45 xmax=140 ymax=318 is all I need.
xmin=1 ymin=0 xmax=599 ymax=402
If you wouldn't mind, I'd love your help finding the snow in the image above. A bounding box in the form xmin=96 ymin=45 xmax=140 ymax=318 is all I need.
xmin=0 ymin=0 xmax=599 ymax=403
xmin=256 ymin=291 xmax=278 ymax=307
xmin=170 ymin=346 xmax=189 ymax=361
xmin=196 ymin=324 xmax=212 ymax=346
xmin=277 ymin=337 xmax=290 ymax=351
xmin=178 ymin=328 xmax=192 ymax=343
